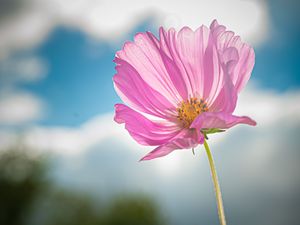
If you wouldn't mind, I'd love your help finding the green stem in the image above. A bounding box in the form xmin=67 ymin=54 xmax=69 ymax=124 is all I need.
xmin=203 ymin=139 xmax=227 ymax=225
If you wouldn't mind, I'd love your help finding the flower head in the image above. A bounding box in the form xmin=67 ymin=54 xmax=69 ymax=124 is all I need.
xmin=113 ymin=19 xmax=256 ymax=160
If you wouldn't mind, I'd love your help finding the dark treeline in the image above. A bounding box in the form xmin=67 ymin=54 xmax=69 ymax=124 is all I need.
xmin=0 ymin=149 xmax=168 ymax=225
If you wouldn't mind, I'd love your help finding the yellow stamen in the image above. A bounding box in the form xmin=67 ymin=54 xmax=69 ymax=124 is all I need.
xmin=177 ymin=97 xmax=208 ymax=128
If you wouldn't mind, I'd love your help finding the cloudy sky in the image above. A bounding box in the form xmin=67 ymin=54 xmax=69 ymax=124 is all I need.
xmin=0 ymin=0 xmax=300 ymax=224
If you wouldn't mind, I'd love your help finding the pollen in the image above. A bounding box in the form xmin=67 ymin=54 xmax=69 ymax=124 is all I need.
xmin=177 ymin=97 xmax=208 ymax=128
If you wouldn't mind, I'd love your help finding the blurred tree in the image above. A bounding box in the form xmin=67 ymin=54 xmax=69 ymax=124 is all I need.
xmin=0 ymin=149 xmax=47 ymax=225
xmin=0 ymin=149 xmax=169 ymax=225
xmin=104 ymin=195 xmax=167 ymax=225
xmin=32 ymin=191 xmax=168 ymax=225
xmin=30 ymin=189 xmax=104 ymax=225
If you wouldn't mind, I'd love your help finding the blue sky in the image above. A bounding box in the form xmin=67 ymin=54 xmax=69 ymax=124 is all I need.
xmin=23 ymin=27 xmax=119 ymax=126
xmin=3 ymin=0 xmax=295 ymax=128
xmin=14 ymin=4 xmax=300 ymax=127
xmin=254 ymin=0 xmax=300 ymax=91
xmin=19 ymin=22 xmax=155 ymax=126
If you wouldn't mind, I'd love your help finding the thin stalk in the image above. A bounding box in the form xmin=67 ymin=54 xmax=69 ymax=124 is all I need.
xmin=203 ymin=139 xmax=227 ymax=225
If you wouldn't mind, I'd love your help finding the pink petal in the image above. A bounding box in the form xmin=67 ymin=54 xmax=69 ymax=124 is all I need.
xmin=210 ymin=19 xmax=255 ymax=93
xmin=146 ymin=31 xmax=189 ymax=100
xmin=116 ymin=32 xmax=186 ymax=104
xmin=113 ymin=58 xmax=176 ymax=119
xmin=159 ymin=25 xmax=217 ymax=100
xmin=140 ymin=129 xmax=203 ymax=161
xmin=191 ymin=111 xmax=256 ymax=130
xmin=114 ymin=104 xmax=181 ymax=146
xmin=160 ymin=25 xmax=238 ymax=115
xmin=208 ymin=48 xmax=238 ymax=113
xmin=208 ymin=79 xmax=237 ymax=113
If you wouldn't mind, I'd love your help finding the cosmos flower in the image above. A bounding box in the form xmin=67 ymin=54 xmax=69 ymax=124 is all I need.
xmin=113 ymin=19 xmax=256 ymax=161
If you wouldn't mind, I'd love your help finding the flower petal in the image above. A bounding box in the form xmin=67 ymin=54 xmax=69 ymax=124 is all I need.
xmin=114 ymin=104 xmax=181 ymax=146
xmin=208 ymin=80 xmax=237 ymax=113
xmin=159 ymin=26 xmax=218 ymax=100
xmin=210 ymin=19 xmax=255 ymax=93
xmin=160 ymin=25 xmax=237 ymax=115
xmin=116 ymin=32 xmax=186 ymax=104
xmin=140 ymin=129 xmax=203 ymax=161
xmin=113 ymin=58 xmax=176 ymax=119
xmin=146 ymin=31 xmax=189 ymax=101
xmin=191 ymin=111 xmax=256 ymax=130
xmin=203 ymin=46 xmax=239 ymax=113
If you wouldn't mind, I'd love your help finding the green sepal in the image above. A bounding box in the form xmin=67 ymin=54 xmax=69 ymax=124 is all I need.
xmin=202 ymin=128 xmax=226 ymax=140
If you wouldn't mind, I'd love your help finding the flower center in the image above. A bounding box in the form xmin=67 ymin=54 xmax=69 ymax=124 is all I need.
xmin=177 ymin=97 xmax=208 ymax=128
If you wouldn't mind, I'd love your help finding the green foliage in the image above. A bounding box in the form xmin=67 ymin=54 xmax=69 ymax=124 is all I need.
xmin=104 ymin=195 xmax=167 ymax=225
xmin=202 ymin=128 xmax=225 ymax=139
xmin=0 ymin=149 xmax=47 ymax=225
xmin=0 ymin=148 xmax=168 ymax=225
xmin=31 ymin=189 xmax=104 ymax=225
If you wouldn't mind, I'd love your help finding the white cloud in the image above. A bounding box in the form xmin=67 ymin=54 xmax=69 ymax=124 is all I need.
xmin=1 ymin=85 xmax=299 ymax=159
xmin=0 ymin=56 xmax=48 ymax=129
xmin=0 ymin=0 xmax=269 ymax=59
xmin=0 ymin=56 xmax=47 ymax=83
xmin=0 ymin=130 xmax=19 ymax=151
xmin=1 ymin=86 xmax=300 ymax=225
xmin=0 ymin=91 xmax=45 ymax=126
xmin=1 ymin=84 xmax=299 ymax=193
xmin=21 ymin=113 xmax=125 ymax=155
xmin=0 ymin=8 xmax=54 ymax=59
xmin=236 ymin=84 xmax=300 ymax=126
xmin=42 ymin=86 xmax=299 ymax=225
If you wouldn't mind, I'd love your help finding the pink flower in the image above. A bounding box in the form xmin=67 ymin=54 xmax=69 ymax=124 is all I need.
xmin=113 ymin=19 xmax=256 ymax=160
